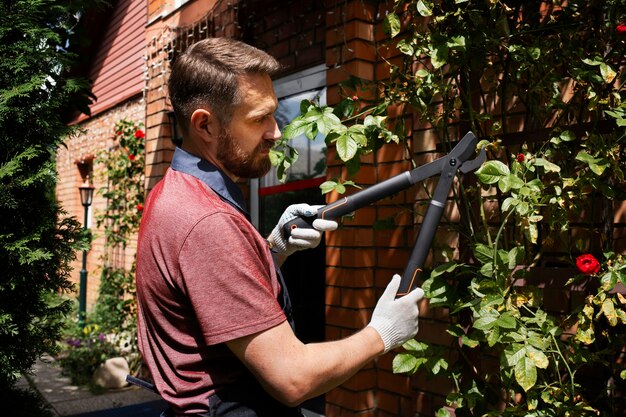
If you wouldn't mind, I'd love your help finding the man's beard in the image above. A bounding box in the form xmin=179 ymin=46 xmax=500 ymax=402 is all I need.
xmin=216 ymin=129 xmax=273 ymax=179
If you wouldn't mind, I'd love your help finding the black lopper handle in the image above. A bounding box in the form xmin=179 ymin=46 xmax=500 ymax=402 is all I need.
xmin=282 ymin=171 xmax=414 ymax=238
xmin=396 ymin=200 xmax=445 ymax=296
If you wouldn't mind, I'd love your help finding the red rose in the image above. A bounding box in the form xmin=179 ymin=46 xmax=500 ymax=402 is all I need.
xmin=617 ymin=23 xmax=626 ymax=35
xmin=137 ymin=203 xmax=144 ymax=211
xmin=128 ymin=154 xmax=136 ymax=161
xmin=516 ymin=153 xmax=525 ymax=162
xmin=576 ymin=254 xmax=601 ymax=275
xmin=134 ymin=129 xmax=145 ymax=139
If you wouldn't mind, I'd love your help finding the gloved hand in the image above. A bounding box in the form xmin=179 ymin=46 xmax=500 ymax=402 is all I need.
xmin=368 ymin=274 xmax=425 ymax=353
xmin=268 ymin=204 xmax=338 ymax=257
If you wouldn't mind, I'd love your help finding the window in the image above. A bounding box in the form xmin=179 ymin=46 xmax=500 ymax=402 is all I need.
xmin=251 ymin=64 xmax=328 ymax=345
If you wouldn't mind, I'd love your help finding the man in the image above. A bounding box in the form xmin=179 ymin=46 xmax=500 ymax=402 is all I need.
xmin=136 ymin=37 xmax=424 ymax=417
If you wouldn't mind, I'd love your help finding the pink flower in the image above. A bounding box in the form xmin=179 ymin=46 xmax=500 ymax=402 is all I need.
xmin=576 ymin=254 xmax=601 ymax=275
xmin=134 ymin=129 xmax=145 ymax=139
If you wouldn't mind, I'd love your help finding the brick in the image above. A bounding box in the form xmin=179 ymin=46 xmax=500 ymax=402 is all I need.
xmin=326 ymin=325 xmax=342 ymax=341
xmin=341 ymin=248 xmax=375 ymax=268
xmin=352 ymin=164 xmax=376 ymax=184
xmin=326 ymin=285 xmax=342 ymax=307
xmin=325 ymin=306 xmax=370 ymax=329
xmin=326 ymin=61 xmax=375 ymax=84
xmin=374 ymin=228 xmax=410 ymax=248
xmin=326 ymin=387 xmax=375 ymax=412
xmin=327 ymin=21 xmax=375 ymax=46
xmin=343 ymin=206 xmax=376 ymax=226
xmin=377 ymin=161 xmax=411 ymax=182
xmin=326 ymin=228 xmax=375 ymax=247
xmin=377 ymin=390 xmax=400 ymax=415
xmin=326 ymin=267 xmax=375 ymax=288
xmin=378 ymin=206 xmax=412 ymax=227
xmin=415 ymin=320 xmax=454 ymax=346
xmin=342 ymin=287 xmax=376 ymax=309
xmin=377 ymin=247 xmax=410 ymax=269
xmin=378 ymin=370 xmax=412 ymax=393
xmin=296 ymin=44 xmax=325 ymax=67
xmin=342 ymin=368 xmax=377 ymax=391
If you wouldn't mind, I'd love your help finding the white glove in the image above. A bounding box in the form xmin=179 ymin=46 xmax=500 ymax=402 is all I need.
xmin=268 ymin=204 xmax=338 ymax=257
xmin=368 ymin=274 xmax=425 ymax=353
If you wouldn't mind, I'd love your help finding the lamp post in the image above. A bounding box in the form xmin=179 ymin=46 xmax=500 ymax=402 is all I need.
xmin=78 ymin=181 xmax=94 ymax=328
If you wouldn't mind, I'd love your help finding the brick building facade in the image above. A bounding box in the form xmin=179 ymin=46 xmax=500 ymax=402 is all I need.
xmin=56 ymin=0 xmax=625 ymax=416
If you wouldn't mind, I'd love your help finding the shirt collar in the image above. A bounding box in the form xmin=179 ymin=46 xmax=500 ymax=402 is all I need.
xmin=170 ymin=147 xmax=248 ymax=215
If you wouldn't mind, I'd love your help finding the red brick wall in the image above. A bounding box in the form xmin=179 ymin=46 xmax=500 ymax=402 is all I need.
xmin=57 ymin=98 xmax=145 ymax=311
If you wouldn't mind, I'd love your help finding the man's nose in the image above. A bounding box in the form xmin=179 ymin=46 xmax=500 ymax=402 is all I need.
xmin=266 ymin=117 xmax=282 ymax=142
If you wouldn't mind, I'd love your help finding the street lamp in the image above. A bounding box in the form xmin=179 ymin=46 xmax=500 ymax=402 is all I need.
xmin=78 ymin=180 xmax=94 ymax=327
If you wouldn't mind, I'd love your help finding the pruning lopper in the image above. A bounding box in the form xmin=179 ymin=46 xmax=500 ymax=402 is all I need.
xmin=283 ymin=131 xmax=486 ymax=297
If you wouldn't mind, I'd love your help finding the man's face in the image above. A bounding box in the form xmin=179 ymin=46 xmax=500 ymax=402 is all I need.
xmin=217 ymin=73 xmax=280 ymax=179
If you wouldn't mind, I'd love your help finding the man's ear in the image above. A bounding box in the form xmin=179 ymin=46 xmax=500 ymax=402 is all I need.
xmin=190 ymin=109 xmax=219 ymax=144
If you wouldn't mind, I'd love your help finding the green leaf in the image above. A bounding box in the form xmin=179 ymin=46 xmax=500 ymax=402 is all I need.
xmin=336 ymin=133 xmax=358 ymax=161
xmin=497 ymin=312 xmax=517 ymax=329
xmin=504 ymin=344 xmax=526 ymax=367
xmin=575 ymin=151 xmax=607 ymax=175
xmin=384 ymin=12 xmax=401 ymax=38
xmin=476 ymin=160 xmax=510 ymax=184
xmin=397 ymin=39 xmax=415 ymax=56
xmin=501 ymin=197 xmax=518 ymax=212
xmin=560 ymin=130 xmax=576 ymax=142
xmin=437 ymin=408 xmax=452 ymax=417
xmin=430 ymin=262 xmax=459 ymax=278
xmin=430 ymin=43 xmax=448 ymax=69
xmin=515 ymin=356 xmax=538 ymax=392
xmin=320 ymin=180 xmax=338 ymax=195
xmin=499 ymin=174 xmax=525 ymax=193
xmin=534 ymin=158 xmax=561 ymax=173
xmin=602 ymin=299 xmax=618 ymax=326
xmin=393 ymin=352 xmax=424 ymax=374
xmin=600 ymin=63 xmax=617 ymax=83
xmin=416 ymin=0 xmax=433 ymax=16
xmin=283 ymin=117 xmax=312 ymax=139
xmin=403 ymin=339 xmax=429 ymax=352
xmin=487 ymin=325 xmax=500 ymax=346
xmin=473 ymin=243 xmax=494 ymax=265
xmin=526 ymin=345 xmax=549 ymax=369
xmin=582 ymin=57 xmax=603 ymax=66
xmin=601 ymin=271 xmax=618 ymax=290
xmin=473 ymin=315 xmax=498 ymax=330
xmin=461 ymin=335 xmax=480 ymax=348
xmin=348 ymin=125 xmax=368 ymax=147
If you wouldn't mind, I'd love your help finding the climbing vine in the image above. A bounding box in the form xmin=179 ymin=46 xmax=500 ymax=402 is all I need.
xmin=93 ymin=119 xmax=145 ymax=354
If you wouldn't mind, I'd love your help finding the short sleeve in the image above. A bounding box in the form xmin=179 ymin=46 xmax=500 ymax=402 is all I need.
xmin=178 ymin=212 xmax=286 ymax=345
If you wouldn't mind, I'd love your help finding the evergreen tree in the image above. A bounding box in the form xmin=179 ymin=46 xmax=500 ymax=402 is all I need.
xmin=0 ymin=0 xmax=101 ymax=389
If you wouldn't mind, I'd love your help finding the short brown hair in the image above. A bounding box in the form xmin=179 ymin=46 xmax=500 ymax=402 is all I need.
xmin=168 ymin=38 xmax=281 ymax=138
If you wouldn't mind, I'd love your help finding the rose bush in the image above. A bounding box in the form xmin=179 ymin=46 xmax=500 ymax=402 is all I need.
xmin=277 ymin=0 xmax=626 ymax=414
